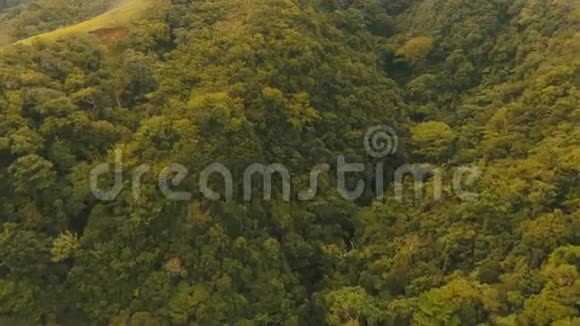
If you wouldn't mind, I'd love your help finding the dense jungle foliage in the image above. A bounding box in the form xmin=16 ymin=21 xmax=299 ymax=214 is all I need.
xmin=0 ymin=0 xmax=578 ymax=325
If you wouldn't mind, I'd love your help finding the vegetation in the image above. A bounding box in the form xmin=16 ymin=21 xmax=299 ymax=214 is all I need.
xmin=0 ymin=0 xmax=115 ymax=44
xmin=12 ymin=0 xmax=157 ymax=46
xmin=0 ymin=0 xmax=578 ymax=324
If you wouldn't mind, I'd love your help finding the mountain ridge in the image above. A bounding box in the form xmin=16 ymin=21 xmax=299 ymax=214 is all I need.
xmin=1 ymin=0 xmax=154 ymax=47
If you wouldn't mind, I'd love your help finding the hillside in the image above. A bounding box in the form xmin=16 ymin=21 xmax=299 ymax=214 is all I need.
xmin=0 ymin=0 xmax=578 ymax=325
xmin=0 ymin=0 xmax=155 ymax=46
xmin=14 ymin=0 xmax=155 ymax=46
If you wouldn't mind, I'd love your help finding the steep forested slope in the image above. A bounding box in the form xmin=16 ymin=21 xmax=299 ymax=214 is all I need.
xmin=0 ymin=0 xmax=578 ymax=325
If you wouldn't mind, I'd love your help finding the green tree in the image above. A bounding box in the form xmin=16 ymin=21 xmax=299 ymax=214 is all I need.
xmin=396 ymin=37 xmax=434 ymax=64
xmin=410 ymin=121 xmax=456 ymax=162
xmin=8 ymin=154 xmax=55 ymax=194
xmin=323 ymin=287 xmax=380 ymax=326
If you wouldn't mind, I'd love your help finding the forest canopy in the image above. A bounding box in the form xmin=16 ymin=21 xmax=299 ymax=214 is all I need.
xmin=0 ymin=0 xmax=578 ymax=325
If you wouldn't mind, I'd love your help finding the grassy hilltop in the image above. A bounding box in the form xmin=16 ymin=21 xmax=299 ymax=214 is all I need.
xmin=2 ymin=0 xmax=154 ymax=47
